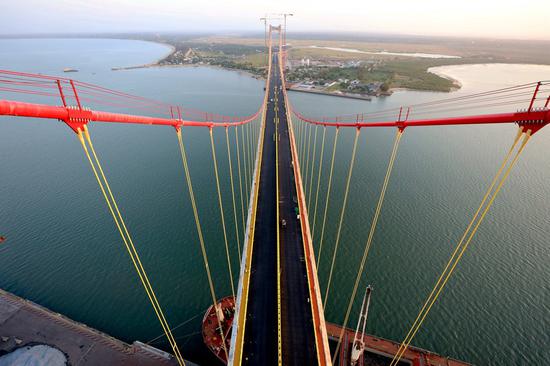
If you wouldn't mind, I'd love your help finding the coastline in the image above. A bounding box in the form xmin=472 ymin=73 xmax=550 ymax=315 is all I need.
xmin=113 ymin=57 xmax=265 ymax=80
xmin=385 ymin=66 xmax=464 ymax=94
xmin=288 ymin=86 xmax=372 ymax=101
xmin=152 ymin=63 xmax=264 ymax=79
xmin=428 ymin=66 xmax=463 ymax=90
xmin=111 ymin=39 xmax=463 ymax=95
xmin=110 ymin=43 xmax=264 ymax=80
xmin=113 ymin=40 xmax=550 ymax=99
xmin=111 ymin=42 xmax=175 ymax=70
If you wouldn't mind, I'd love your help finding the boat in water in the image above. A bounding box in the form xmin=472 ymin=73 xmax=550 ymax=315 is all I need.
xmin=201 ymin=294 xmax=470 ymax=365
xmin=201 ymin=296 xmax=235 ymax=364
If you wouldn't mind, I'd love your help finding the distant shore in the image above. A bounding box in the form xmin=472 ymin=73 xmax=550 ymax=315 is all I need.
xmin=110 ymin=43 xmax=264 ymax=79
xmin=110 ymin=39 xmax=464 ymax=96
xmin=288 ymin=86 xmax=373 ymax=101
xmin=111 ymin=43 xmax=175 ymax=70
xmin=427 ymin=66 xmax=463 ymax=91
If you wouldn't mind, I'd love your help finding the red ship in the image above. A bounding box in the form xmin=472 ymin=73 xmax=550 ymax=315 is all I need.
xmin=201 ymin=296 xmax=235 ymax=364
xmin=202 ymin=295 xmax=470 ymax=366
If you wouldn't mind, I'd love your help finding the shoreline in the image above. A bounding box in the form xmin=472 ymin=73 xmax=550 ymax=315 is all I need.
xmin=113 ymin=58 xmax=265 ymax=80
xmin=428 ymin=66 xmax=463 ymax=91
xmin=288 ymin=86 xmax=372 ymax=101
xmin=111 ymin=42 xmax=175 ymax=70
xmin=109 ymin=39 xmax=465 ymax=95
xmin=110 ymin=40 xmax=550 ymax=99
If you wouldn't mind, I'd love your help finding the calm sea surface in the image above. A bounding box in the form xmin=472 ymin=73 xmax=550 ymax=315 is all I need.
xmin=0 ymin=39 xmax=549 ymax=365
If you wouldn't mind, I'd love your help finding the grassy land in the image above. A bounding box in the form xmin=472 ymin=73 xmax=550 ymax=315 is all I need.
xmin=286 ymin=57 xmax=459 ymax=92
xmin=141 ymin=33 xmax=550 ymax=93
xmin=380 ymin=60 xmax=457 ymax=91
xmin=238 ymin=52 xmax=268 ymax=68
xmin=154 ymin=41 xmax=268 ymax=76
xmin=194 ymin=35 xmax=550 ymax=65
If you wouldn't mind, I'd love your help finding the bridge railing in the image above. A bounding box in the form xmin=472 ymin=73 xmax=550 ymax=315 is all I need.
xmin=289 ymin=80 xmax=550 ymax=134
xmin=0 ymin=69 xmax=262 ymax=133
xmin=228 ymin=25 xmax=274 ymax=366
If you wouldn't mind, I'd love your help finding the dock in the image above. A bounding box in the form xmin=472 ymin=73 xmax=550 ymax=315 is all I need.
xmin=0 ymin=288 xmax=194 ymax=365
xmin=288 ymin=86 xmax=372 ymax=101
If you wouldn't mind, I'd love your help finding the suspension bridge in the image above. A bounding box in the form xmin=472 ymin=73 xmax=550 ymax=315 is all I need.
xmin=0 ymin=23 xmax=549 ymax=366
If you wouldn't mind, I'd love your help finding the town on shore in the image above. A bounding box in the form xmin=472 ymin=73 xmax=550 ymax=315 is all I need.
xmin=107 ymin=33 xmax=550 ymax=100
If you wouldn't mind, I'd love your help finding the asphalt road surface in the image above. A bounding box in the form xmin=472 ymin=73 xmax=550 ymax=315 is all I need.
xmin=241 ymin=52 xmax=318 ymax=365
xmin=241 ymin=53 xmax=279 ymax=365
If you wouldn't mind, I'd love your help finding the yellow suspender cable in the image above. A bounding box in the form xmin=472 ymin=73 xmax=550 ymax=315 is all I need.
xmin=245 ymin=123 xmax=250 ymax=184
xmin=390 ymin=128 xmax=528 ymax=365
xmin=78 ymin=127 xmax=186 ymax=366
xmin=301 ymin=123 xmax=310 ymax=177
xmin=176 ymin=129 xmax=229 ymax=361
xmin=248 ymin=122 xmax=254 ymax=193
xmin=297 ymin=120 xmax=303 ymax=157
xmin=298 ymin=121 xmax=304 ymax=164
xmin=323 ymin=128 xmax=361 ymax=306
xmin=300 ymin=121 xmax=307 ymax=165
xmin=255 ymin=117 xmax=260 ymax=156
xmin=391 ymin=126 xmax=523 ymax=365
xmin=235 ymin=127 xmax=246 ymax=233
xmin=247 ymin=122 xmax=253 ymax=186
xmin=255 ymin=117 xmax=258 ymax=144
xmin=225 ymin=127 xmax=242 ymax=262
xmin=251 ymin=122 xmax=256 ymax=175
xmin=251 ymin=121 xmax=256 ymax=163
xmin=317 ymin=128 xmax=340 ymax=266
xmin=304 ymin=122 xmax=313 ymax=197
xmin=252 ymin=121 xmax=257 ymax=171
xmin=241 ymin=125 xmax=250 ymax=199
xmin=307 ymin=125 xmax=319 ymax=212
xmin=332 ymin=129 xmax=403 ymax=362
xmin=312 ymin=127 xmax=327 ymax=241
xmin=390 ymin=128 xmax=523 ymax=365
xmin=209 ymin=128 xmax=236 ymax=298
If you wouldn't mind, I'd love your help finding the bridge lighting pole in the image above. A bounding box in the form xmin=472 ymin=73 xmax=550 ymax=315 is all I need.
xmin=260 ymin=17 xmax=268 ymax=66
xmin=282 ymin=13 xmax=293 ymax=49
xmin=351 ymin=286 xmax=373 ymax=366
xmin=260 ymin=17 xmax=267 ymax=49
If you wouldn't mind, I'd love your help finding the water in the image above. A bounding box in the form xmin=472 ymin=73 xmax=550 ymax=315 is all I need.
xmin=1 ymin=39 xmax=549 ymax=365
xmin=308 ymin=45 xmax=461 ymax=59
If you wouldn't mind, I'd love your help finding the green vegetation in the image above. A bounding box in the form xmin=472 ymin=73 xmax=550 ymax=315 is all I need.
xmin=156 ymin=41 xmax=268 ymax=76
xmin=380 ymin=60 xmax=456 ymax=91
xmin=287 ymin=59 xmax=455 ymax=94
xmin=140 ymin=33 xmax=550 ymax=93
xmin=239 ymin=52 xmax=269 ymax=68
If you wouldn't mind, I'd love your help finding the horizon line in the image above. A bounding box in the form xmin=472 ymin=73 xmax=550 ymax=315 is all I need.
xmin=1 ymin=30 xmax=549 ymax=43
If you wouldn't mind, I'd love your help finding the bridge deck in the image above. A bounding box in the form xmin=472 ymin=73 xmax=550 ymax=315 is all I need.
xmin=240 ymin=53 xmax=279 ymax=364
xmin=276 ymin=63 xmax=319 ymax=365
xmin=238 ymin=52 xmax=320 ymax=365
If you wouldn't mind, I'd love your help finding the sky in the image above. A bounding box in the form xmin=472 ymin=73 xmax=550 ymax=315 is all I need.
xmin=1 ymin=0 xmax=549 ymax=40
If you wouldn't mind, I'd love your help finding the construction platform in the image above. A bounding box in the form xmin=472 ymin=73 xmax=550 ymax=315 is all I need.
xmin=326 ymin=322 xmax=471 ymax=366
xmin=0 ymin=288 xmax=194 ymax=365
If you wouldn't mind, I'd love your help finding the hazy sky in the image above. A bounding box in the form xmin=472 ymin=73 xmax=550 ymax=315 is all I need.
xmin=1 ymin=0 xmax=549 ymax=40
